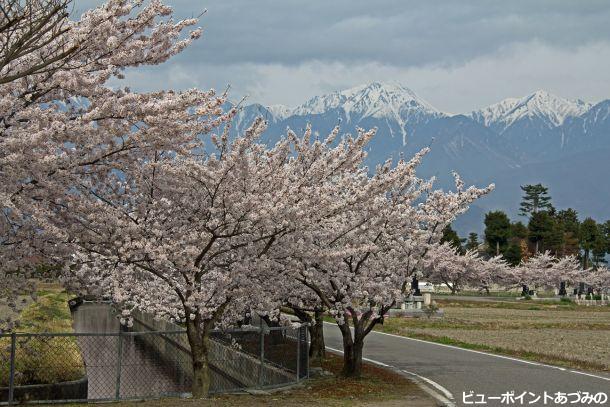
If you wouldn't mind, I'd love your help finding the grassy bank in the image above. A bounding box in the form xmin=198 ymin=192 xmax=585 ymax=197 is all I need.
xmin=0 ymin=287 xmax=84 ymax=386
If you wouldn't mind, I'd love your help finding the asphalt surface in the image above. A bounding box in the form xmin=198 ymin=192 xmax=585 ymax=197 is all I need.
xmin=323 ymin=323 xmax=610 ymax=407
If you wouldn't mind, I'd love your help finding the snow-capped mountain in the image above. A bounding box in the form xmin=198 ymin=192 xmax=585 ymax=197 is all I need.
xmin=291 ymin=82 xmax=442 ymax=122
xmin=237 ymin=82 xmax=446 ymax=148
xmin=266 ymin=104 xmax=292 ymax=121
xmin=230 ymin=82 xmax=610 ymax=235
xmin=470 ymin=90 xmax=591 ymax=133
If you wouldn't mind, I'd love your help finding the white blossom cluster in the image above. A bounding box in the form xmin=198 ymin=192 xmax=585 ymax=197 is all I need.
xmin=423 ymin=245 xmax=610 ymax=295
xmin=0 ymin=0 xmax=232 ymax=331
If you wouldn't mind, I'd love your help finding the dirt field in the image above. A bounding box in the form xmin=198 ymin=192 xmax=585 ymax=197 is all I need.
xmin=379 ymin=300 xmax=610 ymax=372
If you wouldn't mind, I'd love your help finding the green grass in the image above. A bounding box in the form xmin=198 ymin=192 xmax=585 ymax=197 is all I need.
xmin=0 ymin=288 xmax=85 ymax=386
xmin=18 ymin=290 xmax=75 ymax=333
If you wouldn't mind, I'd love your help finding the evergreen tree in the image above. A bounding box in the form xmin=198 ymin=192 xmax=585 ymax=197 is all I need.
xmin=505 ymin=221 xmax=528 ymax=263
xmin=603 ymin=220 xmax=610 ymax=254
xmin=441 ymin=225 xmax=465 ymax=254
xmin=528 ymin=211 xmax=555 ymax=254
xmin=592 ymin=237 xmax=607 ymax=266
xmin=484 ymin=211 xmax=511 ymax=256
xmin=557 ymin=209 xmax=580 ymax=234
xmin=545 ymin=219 xmax=566 ymax=256
xmin=465 ymin=232 xmax=480 ymax=251
xmin=579 ymin=218 xmax=600 ymax=269
xmin=591 ymin=223 xmax=608 ymax=266
xmin=519 ymin=184 xmax=553 ymax=217
xmin=504 ymin=243 xmax=523 ymax=266
xmin=510 ymin=221 xmax=528 ymax=239
xmin=556 ymin=209 xmax=580 ymax=256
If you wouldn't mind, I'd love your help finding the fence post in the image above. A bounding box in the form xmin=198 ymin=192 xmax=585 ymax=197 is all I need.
xmin=115 ymin=330 xmax=123 ymax=400
xmin=296 ymin=327 xmax=301 ymax=383
xmin=258 ymin=319 xmax=265 ymax=388
xmin=305 ymin=327 xmax=310 ymax=379
xmin=8 ymin=333 xmax=16 ymax=405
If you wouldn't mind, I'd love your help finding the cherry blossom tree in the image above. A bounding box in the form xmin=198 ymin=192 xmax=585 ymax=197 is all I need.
xmin=423 ymin=243 xmax=508 ymax=294
xmin=503 ymin=252 xmax=583 ymax=295
xmin=585 ymin=266 xmax=610 ymax=295
xmin=1 ymin=0 xmax=230 ymax=331
xmin=281 ymin=144 xmax=494 ymax=376
xmin=50 ymin=119 xmax=398 ymax=396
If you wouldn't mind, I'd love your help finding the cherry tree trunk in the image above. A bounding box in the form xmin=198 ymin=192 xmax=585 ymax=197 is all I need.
xmin=309 ymin=310 xmax=326 ymax=364
xmin=186 ymin=320 xmax=212 ymax=398
xmin=290 ymin=307 xmax=326 ymax=365
xmin=338 ymin=323 xmax=364 ymax=377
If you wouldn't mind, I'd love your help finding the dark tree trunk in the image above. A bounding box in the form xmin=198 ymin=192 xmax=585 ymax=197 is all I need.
xmin=559 ymin=281 xmax=567 ymax=296
xmin=339 ymin=322 xmax=364 ymax=377
xmin=342 ymin=338 xmax=364 ymax=377
xmin=291 ymin=307 xmax=326 ymax=365
xmin=309 ymin=310 xmax=326 ymax=364
xmin=521 ymin=284 xmax=529 ymax=296
xmin=412 ymin=275 xmax=421 ymax=296
xmin=186 ymin=319 xmax=211 ymax=398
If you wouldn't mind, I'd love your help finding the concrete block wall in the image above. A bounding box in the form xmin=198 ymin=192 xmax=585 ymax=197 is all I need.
xmin=128 ymin=310 xmax=295 ymax=391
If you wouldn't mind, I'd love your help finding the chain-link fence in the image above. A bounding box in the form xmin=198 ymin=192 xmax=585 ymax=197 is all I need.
xmin=0 ymin=324 xmax=308 ymax=405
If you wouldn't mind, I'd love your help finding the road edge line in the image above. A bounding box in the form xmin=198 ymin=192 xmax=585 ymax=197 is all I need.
xmin=325 ymin=345 xmax=455 ymax=407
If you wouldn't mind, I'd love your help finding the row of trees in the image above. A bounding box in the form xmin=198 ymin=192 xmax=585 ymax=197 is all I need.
xmin=2 ymin=1 xmax=608 ymax=398
xmin=477 ymin=185 xmax=610 ymax=268
xmin=435 ymin=184 xmax=610 ymax=297
xmin=424 ymin=241 xmax=610 ymax=296
xmin=1 ymin=0 xmax=493 ymax=397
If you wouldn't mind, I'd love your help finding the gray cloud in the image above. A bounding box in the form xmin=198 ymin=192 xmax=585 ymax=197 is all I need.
xmin=78 ymin=0 xmax=610 ymax=111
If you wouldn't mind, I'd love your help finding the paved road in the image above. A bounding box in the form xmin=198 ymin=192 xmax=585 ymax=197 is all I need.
xmin=323 ymin=323 xmax=610 ymax=407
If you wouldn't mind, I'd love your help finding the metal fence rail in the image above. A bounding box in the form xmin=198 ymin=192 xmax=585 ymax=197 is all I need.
xmin=0 ymin=325 xmax=308 ymax=405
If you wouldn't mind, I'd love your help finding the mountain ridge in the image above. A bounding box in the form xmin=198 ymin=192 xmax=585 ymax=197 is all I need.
xmin=232 ymin=82 xmax=609 ymax=235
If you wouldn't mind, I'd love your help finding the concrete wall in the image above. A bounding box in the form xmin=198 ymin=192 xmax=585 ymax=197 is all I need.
xmin=0 ymin=377 xmax=88 ymax=403
xmin=128 ymin=311 xmax=295 ymax=391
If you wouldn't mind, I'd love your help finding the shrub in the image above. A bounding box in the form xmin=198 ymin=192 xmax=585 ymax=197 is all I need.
xmin=0 ymin=291 xmax=85 ymax=386
xmin=0 ymin=336 xmax=84 ymax=386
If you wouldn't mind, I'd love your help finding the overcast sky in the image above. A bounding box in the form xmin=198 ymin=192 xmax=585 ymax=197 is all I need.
xmin=77 ymin=0 xmax=610 ymax=113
